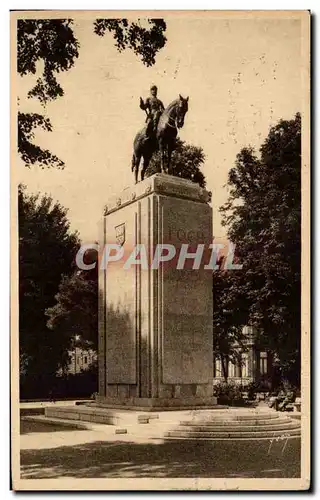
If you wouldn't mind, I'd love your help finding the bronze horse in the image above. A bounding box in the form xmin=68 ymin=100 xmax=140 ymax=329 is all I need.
xmin=131 ymin=95 xmax=189 ymax=184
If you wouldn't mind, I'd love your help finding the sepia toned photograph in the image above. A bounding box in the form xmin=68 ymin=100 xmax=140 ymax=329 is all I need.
xmin=11 ymin=10 xmax=310 ymax=491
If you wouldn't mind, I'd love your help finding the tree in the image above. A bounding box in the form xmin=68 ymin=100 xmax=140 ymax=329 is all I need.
xmin=46 ymin=248 xmax=98 ymax=354
xmin=17 ymin=18 xmax=167 ymax=168
xmin=146 ymin=138 xmax=207 ymax=188
xmin=19 ymin=184 xmax=80 ymax=389
xmin=220 ymin=113 xmax=301 ymax=385
xmin=212 ymin=263 xmax=249 ymax=382
xmin=17 ymin=19 xmax=79 ymax=168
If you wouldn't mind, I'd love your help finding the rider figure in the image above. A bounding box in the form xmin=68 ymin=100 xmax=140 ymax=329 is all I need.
xmin=140 ymin=85 xmax=165 ymax=138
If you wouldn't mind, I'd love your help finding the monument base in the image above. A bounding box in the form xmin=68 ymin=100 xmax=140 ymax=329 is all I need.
xmin=44 ymin=400 xmax=226 ymax=428
xmin=99 ymin=174 xmax=215 ymax=407
xmin=94 ymin=396 xmax=218 ymax=411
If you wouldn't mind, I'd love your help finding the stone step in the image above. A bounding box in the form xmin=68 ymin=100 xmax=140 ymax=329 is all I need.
xmin=45 ymin=405 xmax=238 ymax=424
xmin=46 ymin=406 xmax=116 ymax=417
xmin=22 ymin=415 xmax=96 ymax=430
xmin=165 ymin=428 xmax=301 ymax=439
xmin=193 ymin=413 xmax=281 ymax=422
xmin=176 ymin=422 xmax=300 ymax=433
xmin=179 ymin=417 xmax=291 ymax=426
xmin=21 ymin=415 xmax=128 ymax=434
xmin=45 ymin=407 xmax=118 ymax=425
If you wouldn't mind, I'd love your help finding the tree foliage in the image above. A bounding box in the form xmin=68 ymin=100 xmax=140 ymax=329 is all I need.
xmin=17 ymin=18 xmax=167 ymax=168
xmin=19 ymin=184 xmax=80 ymax=384
xmin=94 ymin=18 xmax=167 ymax=67
xmin=146 ymin=138 xmax=207 ymax=188
xmin=46 ymin=249 xmax=98 ymax=352
xmin=17 ymin=19 xmax=80 ymax=103
xmin=219 ymin=113 xmax=301 ymax=384
xmin=18 ymin=112 xmax=65 ymax=169
xmin=17 ymin=19 xmax=79 ymax=168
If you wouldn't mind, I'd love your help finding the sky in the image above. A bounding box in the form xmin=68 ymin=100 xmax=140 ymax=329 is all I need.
xmin=16 ymin=12 xmax=303 ymax=243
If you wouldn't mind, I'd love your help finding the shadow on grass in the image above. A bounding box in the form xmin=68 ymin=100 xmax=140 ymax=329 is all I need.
xmin=20 ymin=420 xmax=87 ymax=435
xmin=20 ymin=437 xmax=301 ymax=479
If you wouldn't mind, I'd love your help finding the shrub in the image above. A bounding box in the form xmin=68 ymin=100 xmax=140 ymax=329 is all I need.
xmin=20 ymin=362 xmax=98 ymax=400
xmin=213 ymin=381 xmax=244 ymax=404
xmin=244 ymin=376 xmax=272 ymax=400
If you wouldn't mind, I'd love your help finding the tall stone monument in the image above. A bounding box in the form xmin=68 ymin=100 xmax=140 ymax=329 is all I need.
xmin=98 ymin=173 xmax=216 ymax=409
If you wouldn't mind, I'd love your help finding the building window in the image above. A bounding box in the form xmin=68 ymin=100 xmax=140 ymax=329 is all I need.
xmin=84 ymin=356 xmax=88 ymax=364
xmin=243 ymin=325 xmax=253 ymax=335
xmin=260 ymin=351 xmax=268 ymax=375
xmin=215 ymin=357 xmax=222 ymax=377
xmin=228 ymin=361 xmax=236 ymax=378
xmin=241 ymin=354 xmax=249 ymax=377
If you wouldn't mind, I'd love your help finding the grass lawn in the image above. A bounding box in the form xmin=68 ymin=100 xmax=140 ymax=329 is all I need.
xmin=20 ymin=419 xmax=87 ymax=434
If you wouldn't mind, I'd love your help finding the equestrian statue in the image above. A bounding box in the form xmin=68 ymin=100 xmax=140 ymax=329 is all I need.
xmin=131 ymin=85 xmax=189 ymax=184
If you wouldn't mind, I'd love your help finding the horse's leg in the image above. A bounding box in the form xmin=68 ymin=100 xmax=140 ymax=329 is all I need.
xmin=131 ymin=153 xmax=137 ymax=183
xmin=159 ymin=141 xmax=165 ymax=174
xmin=167 ymin=143 xmax=173 ymax=175
xmin=134 ymin=154 xmax=141 ymax=184
xmin=141 ymin=155 xmax=150 ymax=182
xmin=164 ymin=145 xmax=169 ymax=174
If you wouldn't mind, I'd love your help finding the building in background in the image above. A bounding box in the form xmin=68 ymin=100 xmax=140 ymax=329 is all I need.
xmin=213 ymin=326 xmax=273 ymax=387
xmin=57 ymin=335 xmax=98 ymax=376
xmin=67 ymin=345 xmax=97 ymax=375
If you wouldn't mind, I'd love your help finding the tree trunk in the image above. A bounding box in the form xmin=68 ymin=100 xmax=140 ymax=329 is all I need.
xmin=221 ymin=356 xmax=228 ymax=382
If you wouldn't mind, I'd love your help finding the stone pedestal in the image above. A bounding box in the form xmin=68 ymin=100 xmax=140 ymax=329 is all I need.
xmin=98 ymin=173 xmax=216 ymax=409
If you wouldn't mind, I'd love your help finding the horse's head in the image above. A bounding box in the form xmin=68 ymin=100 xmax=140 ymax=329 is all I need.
xmin=176 ymin=94 xmax=189 ymax=129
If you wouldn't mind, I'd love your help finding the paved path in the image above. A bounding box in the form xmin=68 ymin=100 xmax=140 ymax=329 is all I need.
xmin=19 ymin=417 xmax=300 ymax=479
xmin=20 ymin=400 xmax=91 ymax=410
